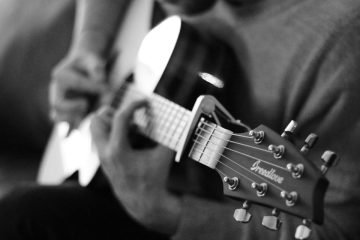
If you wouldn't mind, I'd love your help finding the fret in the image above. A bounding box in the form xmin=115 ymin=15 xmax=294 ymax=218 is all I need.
xmin=189 ymin=122 xmax=207 ymax=162
xmin=169 ymin=105 xmax=189 ymax=150
xmin=156 ymin=99 xmax=190 ymax=150
xmin=162 ymin=105 xmax=177 ymax=144
xmin=150 ymin=96 xmax=174 ymax=144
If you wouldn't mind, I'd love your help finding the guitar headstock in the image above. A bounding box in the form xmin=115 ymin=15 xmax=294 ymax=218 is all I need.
xmin=213 ymin=120 xmax=338 ymax=238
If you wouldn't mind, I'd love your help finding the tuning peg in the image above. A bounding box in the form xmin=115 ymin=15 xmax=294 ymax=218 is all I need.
xmin=281 ymin=120 xmax=297 ymax=140
xmin=321 ymin=150 xmax=338 ymax=175
xmin=223 ymin=176 xmax=239 ymax=191
xmin=287 ymin=163 xmax=304 ymax=179
xmin=280 ymin=190 xmax=298 ymax=206
xmin=295 ymin=220 xmax=312 ymax=240
xmin=262 ymin=208 xmax=282 ymax=231
xmin=268 ymin=144 xmax=285 ymax=159
xmin=300 ymin=133 xmax=319 ymax=154
xmin=249 ymin=130 xmax=265 ymax=144
xmin=251 ymin=182 xmax=268 ymax=197
xmin=233 ymin=201 xmax=252 ymax=223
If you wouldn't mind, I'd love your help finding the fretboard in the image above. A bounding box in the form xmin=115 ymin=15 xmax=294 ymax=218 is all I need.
xmin=113 ymin=83 xmax=191 ymax=151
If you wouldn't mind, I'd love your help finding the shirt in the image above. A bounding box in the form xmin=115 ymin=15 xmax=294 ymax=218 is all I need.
xmin=158 ymin=0 xmax=360 ymax=239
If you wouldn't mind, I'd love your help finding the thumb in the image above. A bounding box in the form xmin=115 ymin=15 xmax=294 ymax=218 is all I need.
xmin=110 ymin=100 xmax=149 ymax=150
xmin=90 ymin=106 xmax=115 ymax=152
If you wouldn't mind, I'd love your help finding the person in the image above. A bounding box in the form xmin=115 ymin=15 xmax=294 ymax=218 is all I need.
xmin=0 ymin=0 xmax=360 ymax=239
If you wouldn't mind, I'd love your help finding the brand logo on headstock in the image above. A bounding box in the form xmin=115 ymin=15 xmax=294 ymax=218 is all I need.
xmin=250 ymin=160 xmax=284 ymax=184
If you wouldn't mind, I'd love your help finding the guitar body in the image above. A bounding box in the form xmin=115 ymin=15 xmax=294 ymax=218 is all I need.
xmin=38 ymin=11 xmax=238 ymax=185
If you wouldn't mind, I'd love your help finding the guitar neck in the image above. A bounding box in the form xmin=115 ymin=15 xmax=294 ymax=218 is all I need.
xmin=136 ymin=94 xmax=192 ymax=151
xmin=114 ymin=83 xmax=232 ymax=169
xmin=115 ymin=83 xmax=191 ymax=151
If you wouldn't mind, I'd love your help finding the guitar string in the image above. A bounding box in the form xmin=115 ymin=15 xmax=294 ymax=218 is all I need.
xmin=130 ymin=109 xmax=290 ymax=183
xmin=198 ymin=123 xmax=272 ymax=153
xmin=139 ymin=114 xmax=282 ymax=170
xmin=195 ymin=121 xmax=286 ymax=170
xmin=191 ymin=146 xmax=257 ymax=184
xmin=191 ymin=141 xmax=287 ymax=193
xmin=115 ymin=83 xmax=254 ymax=141
xmin=212 ymin=166 xmax=283 ymax=206
xmin=219 ymin=153 xmax=286 ymax=193
xmin=134 ymin=122 xmax=288 ymax=184
xmin=109 ymin=84 xmax=291 ymax=192
xmin=122 ymin=96 xmax=289 ymax=170
xmin=193 ymin=135 xmax=290 ymax=181
xmin=214 ymin=167 xmax=228 ymax=179
xmin=200 ymin=121 xmax=253 ymax=139
xmin=111 ymin=84 xmax=273 ymax=153
xmin=108 ymin=82 xmax=289 ymax=163
xmin=194 ymin=132 xmax=289 ymax=172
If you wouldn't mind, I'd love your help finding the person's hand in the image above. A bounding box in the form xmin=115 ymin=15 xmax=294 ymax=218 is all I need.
xmin=49 ymin=51 xmax=109 ymax=128
xmin=90 ymin=101 xmax=182 ymax=235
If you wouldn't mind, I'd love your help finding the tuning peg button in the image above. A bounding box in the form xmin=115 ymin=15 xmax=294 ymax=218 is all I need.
xmin=281 ymin=120 xmax=297 ymax=140
xmin=295 ymin=220 xmax=312 ymax=240
xmin=233 ymin=201 xmax=252 ymax=223
xmin=321 ymin=150 xmax=338 ymax=175
xmin=262 ymin=208 xmax=282 ymax=231
xmin=300 ymin=133 xmax=318 ymax=154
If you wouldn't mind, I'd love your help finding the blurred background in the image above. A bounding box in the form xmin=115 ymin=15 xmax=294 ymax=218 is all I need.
xmin=0 ymin=0 xmax=75 ymax=197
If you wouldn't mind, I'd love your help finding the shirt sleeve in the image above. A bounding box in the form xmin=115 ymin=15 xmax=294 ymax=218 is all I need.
xmin=293 ymin=16 xmax=360 ymax=240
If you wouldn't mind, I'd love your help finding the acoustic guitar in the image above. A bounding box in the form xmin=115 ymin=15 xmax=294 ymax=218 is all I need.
xmin=39 ymin=5 xmax=337 ymax=240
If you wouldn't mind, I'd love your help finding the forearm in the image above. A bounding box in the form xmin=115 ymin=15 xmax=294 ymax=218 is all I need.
xmin=137 ymin=191 xmax=182 ymax=236
xmin=70 ymin=0 xmax=131 ymax=57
